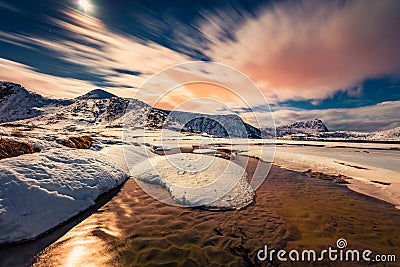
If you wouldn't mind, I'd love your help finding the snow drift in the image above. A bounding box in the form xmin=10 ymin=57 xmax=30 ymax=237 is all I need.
xmin=0 ymin=148 xmax=128 ymax=244
xmin=131 ymin=153 xmax=255 ymax=210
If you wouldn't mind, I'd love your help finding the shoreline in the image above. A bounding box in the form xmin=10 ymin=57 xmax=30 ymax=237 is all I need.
xmin=274 ymin=161 xmax=400 ymax=209
xmin=240 ymin=141 xmax=400 ymax=210
xmin=99 ymin=142 xmax=400 ymax=211
xmin=271 ymin=158 xmax=400 ymax=210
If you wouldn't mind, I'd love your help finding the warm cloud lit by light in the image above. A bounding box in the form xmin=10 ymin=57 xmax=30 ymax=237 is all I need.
xmin=153 ymin=82 xmax=246 ymax=113
xmin=0 ymin=9 xmax=190 ymax=99
xmin=134 ymin=62 xmax=273 ymax=122
xmin=0 ymin=58 xmax=96 ymax=98
xmin=206 ymin=0 xmax=400 ymax=102
xmin=65 ymin=9 xmax=102 ymax=28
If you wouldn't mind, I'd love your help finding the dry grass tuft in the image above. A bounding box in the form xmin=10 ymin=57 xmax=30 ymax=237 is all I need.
xmin=0 ymin=138 xmax=38 ymax=160
xmin=62 ymin=135 xmax=93 ymax=149
xmin=10 ymin=128 xmax=25 ymax=137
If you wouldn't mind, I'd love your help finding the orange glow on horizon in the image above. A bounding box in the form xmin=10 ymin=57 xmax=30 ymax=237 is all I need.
xmin=153 ymin=82 xmax=249 ymax=113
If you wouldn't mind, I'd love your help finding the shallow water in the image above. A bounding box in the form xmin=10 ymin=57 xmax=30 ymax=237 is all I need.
xmin=2 ymin=157 xmax=400 ymax=266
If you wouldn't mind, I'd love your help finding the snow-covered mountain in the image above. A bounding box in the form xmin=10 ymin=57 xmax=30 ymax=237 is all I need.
xmin=269 ymin=118 xmax=400 ymax=141
xmin=267 ymin=119 xmax=329 ymax=137
xmin=0 ymin=82 xmax=72 ymax=123
xmin=27 ymin=96 xmax=130 ymax=130
xmin=7 ymin=83 xmax=397 ymax=141
xmin=26 ymin=93 xmax=183 ymax=131
xmin=76 ymin=89 xmax=117 ymax=100
xmin=313 ymin=128 xmax=400 ymax=141
xmin=167 ymin=111 xmax=261 ymax=138
xmin=335 ymin=126 xmax=400 ymax=141
xmin=0 ymin=83 xmax=260 ymax=138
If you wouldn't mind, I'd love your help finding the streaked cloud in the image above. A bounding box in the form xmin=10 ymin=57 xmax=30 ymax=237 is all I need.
xmin=0 ymin=9 xmax=190 ymax=98
xmin=205 ymin=0 xmax=400 ymax=102
xmin=0 ymin=58 xmax=95 ymax=98
xmin=1 ymin=1 xmax=399 ymax=131
xmin=135 ymin=62 xmax=273 ymax=123
xmin=0 ymin=1 xmax=20 ymax=13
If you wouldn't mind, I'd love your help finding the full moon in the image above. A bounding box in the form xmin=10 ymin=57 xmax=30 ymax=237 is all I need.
xmin=79 ymin=0 xmax=91 ymax=13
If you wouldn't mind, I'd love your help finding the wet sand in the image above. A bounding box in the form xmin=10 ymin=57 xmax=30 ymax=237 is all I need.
xmin=24 ymin=157 xmax=400 ymax=267
xmin=0 ymin=153 xmax=399 ymax=266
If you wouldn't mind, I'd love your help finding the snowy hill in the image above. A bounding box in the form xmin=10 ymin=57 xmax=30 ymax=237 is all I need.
xmin=370 ymin=126 xmax=400 ymax=140
xmin=0 ymin=82 xmax=71 ymax=123
xmin=124 ymin=102 xmax=183 ymax=130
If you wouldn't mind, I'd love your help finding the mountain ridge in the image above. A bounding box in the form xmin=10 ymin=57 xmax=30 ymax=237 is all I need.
xmin=2 ymin=82 xmax=399 ymax=141
xmin=276 ymin=119 xmax=329 ymax=136
xmin=0 ymin=82 xmax=260 ymax=138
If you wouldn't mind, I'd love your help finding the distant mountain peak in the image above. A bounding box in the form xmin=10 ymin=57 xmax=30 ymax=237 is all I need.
xmin=1 ymin=81 xmax=29 ymax=98
xmin=274 ymin=119 xmax=329 ymax=137
xmin=76 ymin=89 xmax=117 ymax=100
xmin=0 ymin=81 xmax=72 ymax=123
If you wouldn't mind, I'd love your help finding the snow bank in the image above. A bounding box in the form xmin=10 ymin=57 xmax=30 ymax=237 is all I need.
xmin=0 ymin=148 xmax=129 ymax=244
xmin=131 ymin=153 xmax=254 ymax=210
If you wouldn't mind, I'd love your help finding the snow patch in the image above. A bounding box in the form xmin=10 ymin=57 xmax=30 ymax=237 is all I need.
xmin=131 ymin=153 xmax=254 ymax=210
xmin=0 ymin=148 xmax=128 ymax=244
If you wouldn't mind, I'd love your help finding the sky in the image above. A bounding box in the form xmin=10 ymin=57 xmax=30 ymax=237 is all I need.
xmin=0 ymin=0 xmax=399 ymax=131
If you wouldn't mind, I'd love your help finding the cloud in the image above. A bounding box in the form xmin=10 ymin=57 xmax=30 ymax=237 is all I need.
xmin=2 ymin=0 xmax=399 ymax=130
xmin=134 ymin=62 xmax=274 ymax=122
xmin=0 ymin=58 xmax=95 ymax=98
xmin=0 ymin=1 xmax=20 ymax=13
xmin=153 ymin=82 xmax=251 ymax=114
xmin=205 ymin=0 xmax=400 ymax=103
xmin=241 ymin=101 xmax=400 ymax=132
xmin=0 ymin=9 xmax=190 ymax=98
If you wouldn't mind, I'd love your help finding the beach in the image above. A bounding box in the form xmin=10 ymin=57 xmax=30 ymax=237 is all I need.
xmin=1 ymin=155 xmax=398 ymax=266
